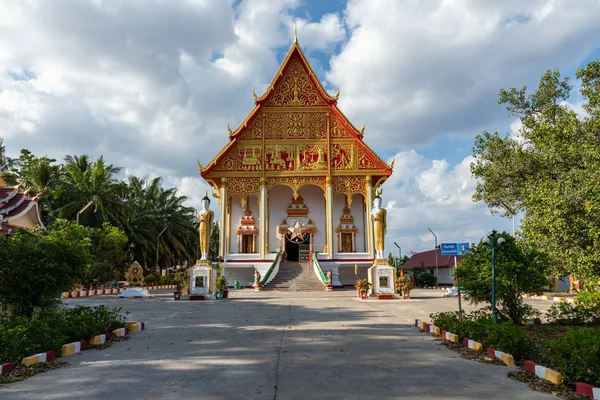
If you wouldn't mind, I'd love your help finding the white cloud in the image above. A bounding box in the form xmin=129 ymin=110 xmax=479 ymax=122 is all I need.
xmin=328 ymin=0 xmax=600 ymax=149
xmin=383 ymin=151 xmax=513 ymax=254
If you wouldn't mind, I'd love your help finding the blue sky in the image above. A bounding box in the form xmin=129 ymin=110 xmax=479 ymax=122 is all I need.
xmin=1 ymin=0 xmax=599 ymax=253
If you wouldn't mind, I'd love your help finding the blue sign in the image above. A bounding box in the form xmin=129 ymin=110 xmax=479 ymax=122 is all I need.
xmin=441 ymin=242 xmax=470 ymax=256
xmin=440 ymin=243 xmax=458 ymax=255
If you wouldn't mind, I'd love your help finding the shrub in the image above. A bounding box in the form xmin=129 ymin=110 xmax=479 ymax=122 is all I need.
xmin=0 ymin=305 xmax=126 ymax=364
xmin=545 ymin=328 xmax=600 ymax=386
xmin=411 ymin=268 xmax=437 ymax=287
xmin=577 ymin=291 xmax=600 ymax=310
xmin=430 ymin=309 xmax=530 ymax=359
xmin=546 ymin=291 xmax=600 ymax=325
xmin=144 ymin=273 xmax=158 ymax=284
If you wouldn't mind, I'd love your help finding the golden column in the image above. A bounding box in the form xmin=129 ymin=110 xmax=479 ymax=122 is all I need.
xmin=219 ymin=177 xmax=228 ymax=259
xmin=259 ymin=177 xmax=267 ymax=259
xmin=326 ymin=176 xmax=334 ymax=259
xmin=365 ymin=175 xmax=374 ymax=259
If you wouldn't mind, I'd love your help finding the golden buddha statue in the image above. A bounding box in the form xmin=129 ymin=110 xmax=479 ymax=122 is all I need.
xmin=197 ymin=191 xmax=214 ymax=260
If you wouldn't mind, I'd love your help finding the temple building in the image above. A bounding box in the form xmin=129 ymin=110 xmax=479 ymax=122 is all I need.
xmin=0 ymin=172 xmax=44 ymax=235
xmin=199 ymin=37 xmax=393 ymax=287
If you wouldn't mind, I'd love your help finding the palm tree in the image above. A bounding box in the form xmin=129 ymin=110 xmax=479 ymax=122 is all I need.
xmin=55 ymin=155 xmax=122 ymax=227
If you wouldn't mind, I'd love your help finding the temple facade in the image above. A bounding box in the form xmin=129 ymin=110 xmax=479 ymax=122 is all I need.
xmin=200 ymin=38 xmax=393 ymax=286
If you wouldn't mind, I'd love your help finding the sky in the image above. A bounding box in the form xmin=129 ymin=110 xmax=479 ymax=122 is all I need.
xmin=1 ymin=0 xmax=600 ymax=256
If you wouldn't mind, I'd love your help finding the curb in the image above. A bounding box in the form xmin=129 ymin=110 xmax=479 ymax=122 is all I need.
xmin=462 ymin=337 xmax=483 ymax=352
xmin=576 ymin=382 xmax=600 ymax=399
xmin=486 ymin=348 xmax=515 ymax=366
xmin=0 ymin=363 xmax=14 ymax=374
xmin=61 ymin=288 xmax=122 ymax=298
xmin=118 ymin=295 xmax=154 ymax=299
xmin=61 ymin=340 xmax=88 ymax=357
xmin=1 ymin=322 xmax=146 ymax=375
xmin=21 ymin=350 xmax=55 ymax=367
xmin=522 ymin=294 xmax=576 ymax=304
xmin=441 ymin=330 xmax=459 ymax=343
xmin=523 ymin=360 xmax=563 ymax=385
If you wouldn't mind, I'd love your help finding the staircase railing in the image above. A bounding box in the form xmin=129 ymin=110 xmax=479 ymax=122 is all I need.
xmin=312 ymin=251 xmax=332 ymax=288
xmin=258 ymin=251 xmax=282 ymax=286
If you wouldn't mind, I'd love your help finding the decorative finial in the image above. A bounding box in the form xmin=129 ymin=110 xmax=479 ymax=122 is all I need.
xmin=334 ymin=88 xmax=340 ymax=101
xmin=227 ymin=124 xmax=233 ymax=136
xmin=197 ymin=160 xmax=203 ymax=173
xmin=252 ymin=89 xmax=257 ymax=102
xmin=294 ymin=21 xmax=298 ymax=43
xmin=360 ymin=124 xmax=366 ymax=135
xmin=390 ymin=158 xmax=395 ymax=170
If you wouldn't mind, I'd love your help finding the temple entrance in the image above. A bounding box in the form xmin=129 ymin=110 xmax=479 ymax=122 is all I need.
xmin=241 ymin=235 xmax=254 ymax=254
xmin=285 ymin=232 xmax=310 ymax=262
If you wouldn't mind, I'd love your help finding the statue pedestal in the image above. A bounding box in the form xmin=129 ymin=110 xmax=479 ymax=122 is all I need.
xmin=189 ymin=260 xmax=214 ymax=300
xmin=368 ymin=259 xmax=396 ymax=296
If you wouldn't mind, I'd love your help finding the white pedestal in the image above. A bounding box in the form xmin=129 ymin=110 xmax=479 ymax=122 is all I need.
xmin=189 ymin=260 xmax=214 ymax=296
xmin=368 ymin=260 xmax=396 ymax=295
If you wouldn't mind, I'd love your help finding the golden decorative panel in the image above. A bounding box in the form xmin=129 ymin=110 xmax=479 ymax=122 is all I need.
xmin=228 ymin=177 xmax=261 ymax=203
xmin=237 ymin=145 xmax=262 ymax=172
xmin=297 ymin=145 xmax=327 ymax=170
xmin=357 ymin=147 xmax=380 ymax=170
xmin=214 ymin=145 xmax=237 ymax=171
xmin=238 ymin=117 xmax=263 ymax=140
xmin=331 ymin=143 xmax=355 ymax=170
xmin=333 ymin=176 xmax=366 ymax=205
xmin=331 ymin=117 xmax=354 ymax=139
xmin=267 ymin=176 xmax=327 ymax=199
xmin=287 ymin=113 xmax=306 ymax=139
xmin=264 ymin=55 xmax=329 ymax=107
xmin=265 ymin=144 xmax=295 ymax=171
xmin=306 ymin=112 xmax=327 ymax=139
xmin=264 ymin=113 xmax=286 ymax=139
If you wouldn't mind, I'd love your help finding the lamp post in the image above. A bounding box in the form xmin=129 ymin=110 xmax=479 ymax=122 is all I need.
xmin=76 ymin=200 xmax=94 ymax=224
xmin=156 ymin=226 xmax=167 ymax=275
xmin=428 ymin=228 xmax=438 ymax=288
xmin=482 ymin=229 xmax=506 ymax=324
xmin=394 ymin=242 xmax=401 ymax=271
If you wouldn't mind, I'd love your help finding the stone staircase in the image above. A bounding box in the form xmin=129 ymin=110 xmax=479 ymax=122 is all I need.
xmin=263 ymin=261 xmax=325 ymax=291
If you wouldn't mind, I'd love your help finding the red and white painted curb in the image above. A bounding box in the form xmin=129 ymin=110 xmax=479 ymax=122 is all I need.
xmin=521 ymin=294 xmax=576 ymax=303
xmin=486 ymin=348 xmax=515 ymax=367
xmin=576 ymin=382 xmax=600 ymax=399
xmin=462 ymin=337 xmax=483 ymax=352
xmin=1 ymin=322 xmax=146 ymax=375
xmin=522 ymin=360 xmax=563 ymax=384
xmin=60 ymin=288 xmax=122 ymax=298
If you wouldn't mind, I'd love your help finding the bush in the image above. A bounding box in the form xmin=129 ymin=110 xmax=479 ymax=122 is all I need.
xmin=430 ymin=309 xmax=531 ymax=359
xmin=144 ymin=273 xmax=158 ymax=284
xmin=546 ymin=291 xmax=600 ymax=325
xmin=577 ymin=291 xmax=600 ymax=310
xmin=545 ymin=328 xmax=600 ymax=386
xmin=411 ymin=268 xmax=436 ymax=287
xmin=0 ymin=305 xmax=126 ymax=364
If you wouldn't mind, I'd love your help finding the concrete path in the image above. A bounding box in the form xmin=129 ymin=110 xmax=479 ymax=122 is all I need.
xmin=0 ymin=289 xmax=555 ymax=400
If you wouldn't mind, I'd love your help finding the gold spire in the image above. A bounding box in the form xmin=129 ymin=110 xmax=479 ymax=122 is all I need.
xmin=252 ymin=89 xmax=257 ymax=102
xmin=227 ymin=124 xmax=233 ymax=136
xmin=334 ymin=88 xmax=340 ymax=101
xmin=390 ymin=158 xmax=395 ymax=170
xmin=293 ymin=21 xmax=298 ymax=43
xmin=360 ymin=124 xmax=366 ymax=135
xmin=197 ymin=160 xmax=203 ymax=174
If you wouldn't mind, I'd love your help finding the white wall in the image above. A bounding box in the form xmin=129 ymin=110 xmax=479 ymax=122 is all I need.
xmin=268 ymin=185 xmax=293 ymax=252
xmin=299 ymin=185 xmax=326 ymax=252
xmin=351 ymin=194 xmax=365 ymax=253
xmin=229 ymin=194 xmax=259 ymax=254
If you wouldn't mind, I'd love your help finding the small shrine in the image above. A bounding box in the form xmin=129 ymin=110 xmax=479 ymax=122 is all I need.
xmin=236 ymin=201 xmax=258 ymax=254
xmin=335 ymin=201 xmax=358 ymax=253
xmin=119 ymin=261 xmax=153 ymax=298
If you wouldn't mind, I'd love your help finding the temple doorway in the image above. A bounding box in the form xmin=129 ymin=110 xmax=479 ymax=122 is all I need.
xmin=285 ymin=232 xmax=310 ymax=262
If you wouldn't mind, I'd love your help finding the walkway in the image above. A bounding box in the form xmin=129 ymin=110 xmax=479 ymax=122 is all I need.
xmin=0 ymin=289 xmax=554 ymax=399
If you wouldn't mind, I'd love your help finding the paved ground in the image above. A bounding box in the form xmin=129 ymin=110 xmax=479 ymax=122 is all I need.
xmin=0 ymin=289 xmax=556 ymax=400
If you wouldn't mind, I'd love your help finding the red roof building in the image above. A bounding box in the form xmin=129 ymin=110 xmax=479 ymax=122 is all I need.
xmin=0 ymin=172 xmax=44 ymax=235
xmin=402 ymin=248 xmax=463 ymax=286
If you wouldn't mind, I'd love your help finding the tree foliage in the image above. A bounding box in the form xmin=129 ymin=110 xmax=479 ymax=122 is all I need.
xmin=88 ymin=223 xmax=129 ymax=283
xmin=456 ymin=233 xmax=548 ymax=324
xmin=0 ymin=221 xmax=92 ymax=317
xmin=471 ymin=59 xmax=600 ymax=279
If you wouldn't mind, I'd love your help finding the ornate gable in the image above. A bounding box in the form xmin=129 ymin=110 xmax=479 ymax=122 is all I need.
xmin=264 ymin=54 xmax=329 ymax=107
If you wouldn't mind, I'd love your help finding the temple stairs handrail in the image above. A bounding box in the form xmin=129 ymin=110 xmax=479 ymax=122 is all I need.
xmin=312 ymin=251 xmax=332 ymax=288
xmin=258 ymin=251 xmax=282 ymax=286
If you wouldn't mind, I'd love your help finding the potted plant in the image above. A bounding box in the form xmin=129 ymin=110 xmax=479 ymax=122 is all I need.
xmin=396 ymin=272 xmax=414 ymax=299
xmin=354 ymin=278 xmax=371 ymax=299
xmin=216 ymin=275 xmax=228 ymax=299
xmin=173 ymin=270 xmax=188 ymax=300
xmin=145 ymin=272 xmax=157 ymax=288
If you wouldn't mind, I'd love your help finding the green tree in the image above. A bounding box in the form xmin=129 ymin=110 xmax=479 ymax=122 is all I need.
xmin=456 ymin=233 xmax=548 ymax=324
xmin=471 ymin=60 xmax=600 ymax=280
xmin=0 ymin=220 xmax=92 ymax=317
xmin=88 ymin=223 xmax=130 ymax=282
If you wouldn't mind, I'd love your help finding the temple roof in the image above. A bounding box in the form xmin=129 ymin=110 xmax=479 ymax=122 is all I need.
xmin=0 ymin=172 xmax=44 ymax=234
xmin=200 ymin=38 xmax=393 ymax=185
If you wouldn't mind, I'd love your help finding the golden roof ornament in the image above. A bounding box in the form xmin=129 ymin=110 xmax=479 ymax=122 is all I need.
xmin=360 ymin=124 xmax=366 ymax=136
xmin=293 ymin=21 xmax=298 ymax=43
xmin=197 ymin=160 xmax=203 ymax=174
xmin=252 ymin=89 xmax=257 ymax=102
xmin=390 ymin=158 xmax=395 ymax=170
xmin=334 ymin=88 xmax=340 ymax=101
xmin=227 ymin=124 xmax=233 ymax=136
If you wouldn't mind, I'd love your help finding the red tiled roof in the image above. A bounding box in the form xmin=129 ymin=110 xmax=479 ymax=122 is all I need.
xmin=0 ymin=187 xmax=17 ymax=201
xmin=402 ymin=249 xmax=463 ymax=270
xmin=0 ymin=184 xmax=43 ymax=234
